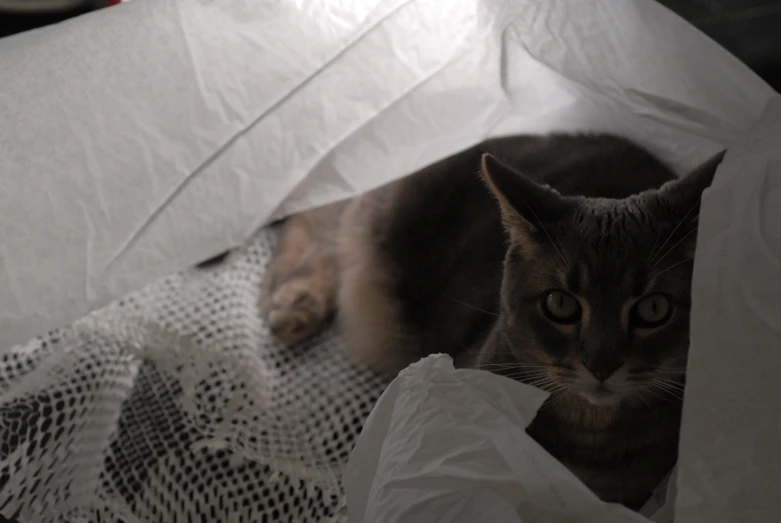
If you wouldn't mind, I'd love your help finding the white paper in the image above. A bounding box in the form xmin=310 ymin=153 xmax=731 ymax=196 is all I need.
xmin=0 ymin=0 xmax=774 ymax=349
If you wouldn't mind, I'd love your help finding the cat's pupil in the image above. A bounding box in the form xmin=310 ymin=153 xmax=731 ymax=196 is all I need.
xmin=635 ymin=294 xmax=671 ymax=325
xmin=544 ymin=290 xmax=580 ymax=323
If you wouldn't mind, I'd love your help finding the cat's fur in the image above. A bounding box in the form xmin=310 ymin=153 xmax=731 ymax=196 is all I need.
xmin=260 ymin=133 xmax=725 ymax=509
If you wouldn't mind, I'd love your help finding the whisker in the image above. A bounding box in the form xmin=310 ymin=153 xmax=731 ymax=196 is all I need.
xmin=503 ymin=370 xmax=549 ymax=380
xmin=500 ymin=366 xmax=549 ymax=373
xmin=637 ymin=391 xmax=661 ymax=419
xmin=527 ymin=378 xmax=561 ymax=391
xmin=564 ymin=248 xmax=574 ymax=268
xmin=479 ymin=350 xmax=552 ymax=359
xmin=655 ymin=257 xmax=694 ymax=277
xmin=646 ymin=231 xmax=662 ymax=264
xmin=645 ymin=387 xmax=679 ymax=405
xmin=524 ymin=376 xmax=560 ymax=388
xmin=492 ymin=369 xmax=553 ymax=376
xmin=653 ymin=367 xmax=687 ymax=375
xmin=539 ymin=389 xmax=572 ymax=411
xmin=536 ymin=268 xmax=563 ymax=281
xmin=501 ymin=367 xmax=549 ymax=375
xmin=442 ymin=294 xmax=500 ymax=317
xmin=657 ymin=391 xmax=684 ymax=402
xmin=654 ymin=377 xmax=685 ymax=389
xmin=481 ymin=362 xmax=558 ymax=370
xmin=654 ymin=386 xmax=685 ymax=400
xmin=652 ymin=227 xmax=699 ymax=268
xmin=652 ymin=382 xmax=685 ymax=402
xmin=477 ymin=365 xmax=548 ymax=374
xmin=460 ymin=343 xmax=493 ymax=360
xmin=649 ymin=194 xmax=704 ymax=266
xmin=650 ymin=379 xmax=684 ymax=398
xmin=522 ymin=203 xmax=570 ymax=268
xmin=525 ymin=376 xmax=556 ymax=388
xmin=526 ymin=378 xmax=567 ymax=394
xmin=507 ymin=369 xmax=549 ymax=378
xmin=541 ymin=385 xmax=568 ymax=397
xmin=653 ymin=376 xmax=685 ymax=387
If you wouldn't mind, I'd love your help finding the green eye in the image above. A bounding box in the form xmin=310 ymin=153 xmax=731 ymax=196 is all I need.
xmin=632 ymin=294 xmax=672 ymax=327
xmin=543 ymin=290 xmax=581 ymax=324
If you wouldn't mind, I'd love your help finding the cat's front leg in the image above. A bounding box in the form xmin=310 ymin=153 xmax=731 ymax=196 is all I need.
xmin=261 ymin=209 xmax=339 ymax=344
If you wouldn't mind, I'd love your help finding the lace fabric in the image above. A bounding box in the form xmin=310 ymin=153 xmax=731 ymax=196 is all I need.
xmin=0 ymin=227 xmax=388 ymax=522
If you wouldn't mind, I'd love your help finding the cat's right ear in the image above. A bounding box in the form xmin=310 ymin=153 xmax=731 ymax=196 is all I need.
xmin=480 ymin=153 xmax=569 ymax=251
xmin=658 ymin=150 xmax=726 ymax=222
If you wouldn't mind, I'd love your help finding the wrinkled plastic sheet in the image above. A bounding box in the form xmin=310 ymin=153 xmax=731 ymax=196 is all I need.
xmin=0 ymin=0 xmax=774 ymax=349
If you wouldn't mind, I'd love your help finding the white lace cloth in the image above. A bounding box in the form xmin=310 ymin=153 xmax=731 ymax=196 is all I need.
xmin=0 ymin=227 xmax=389 ymax=522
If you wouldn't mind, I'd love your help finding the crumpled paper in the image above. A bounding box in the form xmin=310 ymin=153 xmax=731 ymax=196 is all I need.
xmin=344 ymin=99 xmax=781 ymax=522
xmin=0 ymin=0 xmax=774 ymax=349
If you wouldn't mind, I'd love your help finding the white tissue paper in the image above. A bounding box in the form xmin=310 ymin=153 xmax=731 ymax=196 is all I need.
xmin=344 ymin=100 xmax=781 ymax=522
xmin=0 ymin=0 xmax=775 ymax=349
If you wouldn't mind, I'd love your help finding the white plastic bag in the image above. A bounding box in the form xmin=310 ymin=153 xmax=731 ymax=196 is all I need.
xmin=346 ymin=355 xmax=650 ymax=523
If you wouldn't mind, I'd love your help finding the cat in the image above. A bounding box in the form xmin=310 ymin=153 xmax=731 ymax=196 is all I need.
xmin=260 ymin=133 xmax=725 ymax=510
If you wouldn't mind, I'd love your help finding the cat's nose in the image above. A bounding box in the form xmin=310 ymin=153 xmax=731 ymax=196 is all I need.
xmin=582 ymin=357 xmax=622 ymax=382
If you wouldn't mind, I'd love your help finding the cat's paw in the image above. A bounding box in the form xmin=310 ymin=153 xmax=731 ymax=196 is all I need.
xmin=262 ymin=278 xmax=330 ymax=345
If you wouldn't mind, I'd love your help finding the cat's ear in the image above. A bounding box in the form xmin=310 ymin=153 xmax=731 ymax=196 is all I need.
xmin=659 ymin=150 xmax=726 ymax=225
xmin=656 ymin=150 xmax=726 ymax=256
xmin=480 ymin=153 xmax=570 ymax=251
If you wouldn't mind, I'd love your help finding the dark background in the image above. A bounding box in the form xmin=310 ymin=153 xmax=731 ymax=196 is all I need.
xmin=658 ymin=0 xmax=781 ymax=90
xmin=0 ymin=9 xmax=91 ymax=37
xmin=1 ymin=0 xmax=780 ymax=90
xmin=0 ymin=1 xmax=114 ymax=38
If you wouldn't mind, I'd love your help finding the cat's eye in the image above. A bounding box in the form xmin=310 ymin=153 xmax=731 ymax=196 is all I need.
xmin=632 ymin=293 xmax=672 ymax=328
xmin=543 ymin=290 xmax=581 ymax=324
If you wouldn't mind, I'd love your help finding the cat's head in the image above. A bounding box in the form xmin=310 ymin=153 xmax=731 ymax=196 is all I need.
xmin=477 ymin=150 xmax=725 ymax=407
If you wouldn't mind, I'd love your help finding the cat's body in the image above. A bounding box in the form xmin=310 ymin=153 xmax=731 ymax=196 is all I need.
xmin=261 ymin=133 xmax=724 ymax=509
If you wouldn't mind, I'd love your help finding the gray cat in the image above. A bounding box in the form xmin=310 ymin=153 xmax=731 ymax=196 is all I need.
xmin=260 ymin=133 xmax=725 ymax=509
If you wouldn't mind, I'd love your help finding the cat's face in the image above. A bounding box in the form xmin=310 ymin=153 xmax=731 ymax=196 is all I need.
xmin=497 ymin=204 xmax=697 ymax=407
xmin=479 ymin=151 xmax=724 ymax=407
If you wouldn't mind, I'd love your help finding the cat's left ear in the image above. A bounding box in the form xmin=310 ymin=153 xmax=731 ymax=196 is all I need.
xmin=656 ymin=150 xmax=726 ymax=256
xmin=658 ymin=150 xmax=726 ymax=225
xmin=480 ymin=153 xmax=571 ymax=253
